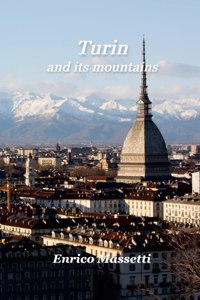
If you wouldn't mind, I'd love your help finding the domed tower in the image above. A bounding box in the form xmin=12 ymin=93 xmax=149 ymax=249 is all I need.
xmin=117 ymin=38 xmax=171 ymax=183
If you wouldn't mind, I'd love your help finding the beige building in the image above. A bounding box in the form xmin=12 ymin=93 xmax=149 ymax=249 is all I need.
xmin=163 ymin=194 xmax=200 ymax=226
xmin=190 ymin=144 xmax=200 ymax=154
xmin=16 ymin=147 xmax=38 ymax=157
xmin=125 ymin=196 xmax=163 ymax=218
xmin=124 ymin=185 xmax=168 ymax=218
xmin=38 ymin=156 xmax=61 ymax=168
xmin=2 ymin=155 xmax=26 ymax=166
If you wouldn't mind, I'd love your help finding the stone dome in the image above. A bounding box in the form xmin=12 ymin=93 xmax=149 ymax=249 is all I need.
xmin=117 ymin=117 xmax=171 ymax=182
xmin=121 ymin=119 xmax=168 ymax=156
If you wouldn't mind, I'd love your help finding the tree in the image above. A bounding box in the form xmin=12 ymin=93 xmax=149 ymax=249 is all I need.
xmin=168 ymin=228 xmax=200 ymax=296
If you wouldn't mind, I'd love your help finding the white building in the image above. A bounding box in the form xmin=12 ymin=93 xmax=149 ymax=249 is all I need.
xmin=124 ymin=187 xmax=167 ymax=218
xmin=192 ymin=171 xmax=200 ymax=193
xmin=25 ymin=154 xmax=37 ymax=186
xmin=163 ymin=194 xmax=200 ymax=226
xmin=18 ymin=188 xmax=125 ymax=214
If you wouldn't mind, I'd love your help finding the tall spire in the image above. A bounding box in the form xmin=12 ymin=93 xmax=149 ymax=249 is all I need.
xmin=139 ymin=36 xmax=150 ymax=103
xmin=137 ymin=37 xmax=152 ymax=119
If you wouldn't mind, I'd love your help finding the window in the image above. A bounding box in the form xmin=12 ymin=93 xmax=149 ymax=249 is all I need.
xmin=153 ymin=263 xmax=159 ymax=271
xmin=162 ymin=262 xmax=168 ymax=270
xmin=144 ymin=263 xmax=150 ymax=270
xmin=42 ymin=282 xmax=48 ymax=290
xmin=153 ymin=253 xmax=158 ymax=258
xmin=130 ymin=276 xmax=135 ymax=285
xmin=145 ymin=275 xmax=149 ymax=284
xmin=109 ymin=263 xmax=113 ymax=269
xmin=8 ymin=284 xmax=13 ymax=292
xmin=25 ymin=284 xmax=30 ymax=291
xmin=129 ymin=264 xmax=135 ymax=271
xmin=86 ymin=281 xmax=90 ymax=288
xmin=37 ymin=262 xmax=43 ymax=268
xmin=162 ymin=288 xmax=168 ymax=294
xmin=11 ymin=263 xmax=17 ymax=271
xmin=25 ymin=272 xmax=30 ymax=279
xmin=172 ymin=275 xmax=176 ymax=282
xmin=8 ymin=273 xmax=13 ymax=280
xmin=162 ymin=252 xmax=167 ymax=259
xmin=16 ymin=284 xmax=22 ymax=292
xmin=86 ymin=292 xmax=91 ymax=300
xmin=70 ymin=293 xmax=74 ymax=300
xmin=58 ymin=270 xmax=64 ymax=277
xmin=154 ymin=276 xmax=158 ymax=284
xmin=33 ymin=283 xmax=39 ymax=291
xmin=162 ymin=274 xmax=167 ymax=283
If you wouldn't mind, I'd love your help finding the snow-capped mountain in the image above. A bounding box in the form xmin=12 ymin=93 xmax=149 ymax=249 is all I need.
xmin=100 ymin=100 xmax=128 ymax=112
xmin=0 ymin=91 xmax=199 ymax=144
xmin=153 ymin=100 xmax=200 ymax=120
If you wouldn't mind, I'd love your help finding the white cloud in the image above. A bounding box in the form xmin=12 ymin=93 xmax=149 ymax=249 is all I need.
xmin=0 ymin=74 xmax=22 ymax=91
xmin=151 ymin=83 xmax=200 ymax=100
xmin=157 ymin=60 xmax=200 ymax=78
xmin=0 ymin=74 xmax=78 ymax=97
xmin=74 ymin=84 xmax=138 ymax=100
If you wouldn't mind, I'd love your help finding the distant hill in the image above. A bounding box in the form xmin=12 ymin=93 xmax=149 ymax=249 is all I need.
xmin=0 ymin=91 xmax=199 ymax=145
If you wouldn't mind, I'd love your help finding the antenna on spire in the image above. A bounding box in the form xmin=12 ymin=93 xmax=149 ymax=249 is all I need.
xmin=139 ymin=36 xmax=150 ymax=103
xmin=137 ymin=37 xmax=152 ymax=119
xmin=142 ymin=35 xmax=146 ymax=64
xmin=141 ymin=36 xmax=147 ymax=94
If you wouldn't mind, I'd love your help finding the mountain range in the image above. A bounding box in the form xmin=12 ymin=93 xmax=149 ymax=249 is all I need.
xmin=0 ymin=91 xmax=199 ymax=145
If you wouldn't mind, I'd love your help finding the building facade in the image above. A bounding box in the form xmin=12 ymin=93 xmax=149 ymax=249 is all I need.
xmin=0 ymin=238 xmax=94 ymax=300
xmin=163 ymin=194 xmax=200 ymax=226
xmin=38 ymin=157 xmax=61 ymax=168
xmin=42 ymin=217 xmax=176 ymax=300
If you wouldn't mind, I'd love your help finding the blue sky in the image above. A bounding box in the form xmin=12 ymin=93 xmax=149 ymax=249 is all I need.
xmin=0 ymin=0 xmax=200 ymax=100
